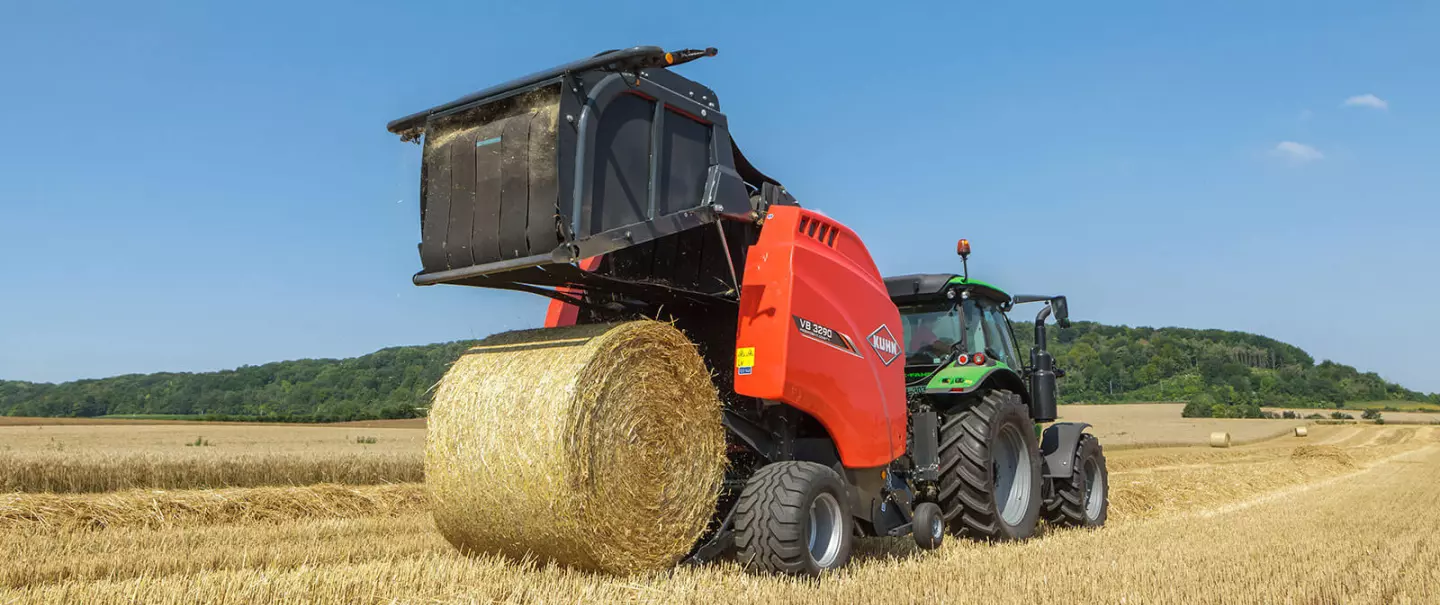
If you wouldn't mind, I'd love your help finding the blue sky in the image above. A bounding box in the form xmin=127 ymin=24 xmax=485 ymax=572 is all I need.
xmin=2 ymin=1 xmax=1437 ymax=392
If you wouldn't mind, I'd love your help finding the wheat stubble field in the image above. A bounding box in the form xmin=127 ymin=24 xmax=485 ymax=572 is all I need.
xmin=3 ymin=407 xmax=1438 ymax=604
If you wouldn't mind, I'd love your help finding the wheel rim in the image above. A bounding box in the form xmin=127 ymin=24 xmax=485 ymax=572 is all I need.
xmin=992 ymin=423 xmax=1033 ymax=526
xmin=808 ymin=492 xmax=844 ymax=567
xmin=1083 ymin=455 xmax=1105 ymax=521
xmin=929 ymin=514 xmax=943 ymax=540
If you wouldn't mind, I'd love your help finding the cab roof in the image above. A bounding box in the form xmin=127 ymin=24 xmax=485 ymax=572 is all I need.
xmin=883 ymin=273 xmax=1010 ymax=305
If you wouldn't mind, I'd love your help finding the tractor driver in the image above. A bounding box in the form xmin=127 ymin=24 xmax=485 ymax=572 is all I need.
xmin=908 ymin=311 xmax=959 ymax=362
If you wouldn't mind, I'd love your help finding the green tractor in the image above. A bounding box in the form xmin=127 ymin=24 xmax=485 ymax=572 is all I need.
xmin=883 ymin=239 xmax=1108 ymax=546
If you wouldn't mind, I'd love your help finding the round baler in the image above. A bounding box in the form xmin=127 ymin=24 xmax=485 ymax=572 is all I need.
xmin=387 ymin=46 xmax=1109 ymax=575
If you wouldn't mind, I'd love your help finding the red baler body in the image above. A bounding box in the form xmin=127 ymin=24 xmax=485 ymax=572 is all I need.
xmin=734 ymin=206 xmax=907 ymax=468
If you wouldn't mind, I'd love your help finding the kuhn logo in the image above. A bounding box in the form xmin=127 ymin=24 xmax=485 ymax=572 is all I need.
xmin=868 ymin=325 xmax=901 ymax=366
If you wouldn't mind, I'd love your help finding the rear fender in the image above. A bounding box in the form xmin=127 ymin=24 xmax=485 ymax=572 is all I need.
xmin=925 ymin=366 xmax=1029 ymax=403
xmin=1040 ymin=422 xmax=1092 ymax=479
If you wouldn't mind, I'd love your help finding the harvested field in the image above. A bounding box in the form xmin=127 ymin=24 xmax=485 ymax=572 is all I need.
xmin=0 ymin=404 xmax=1312 ymax=492
xmin=3 ymin=418 xmax=1437 ymax=603
xmin=0 ymin=416 xmax=427 ymax=428
xmin=1262 ymin=406 xmax=1440 ymax=424
xmin=0 ymin=424 xmax=422 ymax=492
xmin=2 ymin=423 xmax=1428 ymax=602
xmin=1058 ymin=403 xmax=1308 ymax=448
xmin=1335 ymin=400 xmax=1440 ymax=412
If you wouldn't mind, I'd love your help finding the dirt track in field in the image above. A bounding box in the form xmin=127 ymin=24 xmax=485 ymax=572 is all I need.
xmin=3 ymin=423 xmax=1437 ymax=604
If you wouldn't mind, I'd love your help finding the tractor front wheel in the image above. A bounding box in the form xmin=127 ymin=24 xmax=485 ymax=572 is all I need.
xmin=938 ymin=389 xmax=1043 ymax=541
xmin=734 ymin=461 xmax=853 ymax=575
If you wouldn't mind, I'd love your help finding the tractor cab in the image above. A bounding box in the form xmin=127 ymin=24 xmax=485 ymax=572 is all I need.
xmin=882 ymin=240 xmax=1070 ymax=422
xmin=885 ymin=274 xmax=1026 ymax=395
xmin=894 ymin=277 xmax=1019 ymax=369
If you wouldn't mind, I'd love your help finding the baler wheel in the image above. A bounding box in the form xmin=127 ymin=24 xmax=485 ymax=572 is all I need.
xmin=912 ymin=501 xmax=944 ymax=550
xmin=734 ymin=461 xmax=853 ymax=576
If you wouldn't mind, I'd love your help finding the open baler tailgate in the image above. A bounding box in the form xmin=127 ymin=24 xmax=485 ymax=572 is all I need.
xmin=388 ymin=46 xmax=791 ymax=293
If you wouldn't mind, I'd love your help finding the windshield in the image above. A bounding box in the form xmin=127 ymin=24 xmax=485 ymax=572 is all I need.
xmin=899 ymin=303 xmax=961 ymax=365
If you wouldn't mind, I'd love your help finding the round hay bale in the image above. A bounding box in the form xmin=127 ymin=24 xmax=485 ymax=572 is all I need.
xmin=426 ymin=320 xmax=726 ymax=574
xmin=1294 ymin=426 xmax=1309 ymax=437
xmin=1209 ymin=431 xmax=1232 ymax=448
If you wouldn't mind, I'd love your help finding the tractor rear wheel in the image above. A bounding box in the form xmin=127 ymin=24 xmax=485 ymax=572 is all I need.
xmin=734 ymin=461 xmax=853 ymax=575
xmin=1044 ymin=434 xmax=1109 ymax=527
xmin=937 ymin=389 xmax=1043 ymax=541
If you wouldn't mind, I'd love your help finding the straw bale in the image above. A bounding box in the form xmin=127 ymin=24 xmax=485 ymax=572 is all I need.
xmin=1209 ymin=432 xmax=1231 ymax=448
xmin=426 ymin=321 xmax=725 ymax=574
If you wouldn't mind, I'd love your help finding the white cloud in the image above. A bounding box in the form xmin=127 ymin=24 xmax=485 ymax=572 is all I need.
xmin=1298 ymin=109 xmax=1314 ymax=121
xmin=1273 ymin=141 xmax=1324 ymax=164
xmin=1342 ymin=94 xmax=1388 ymax=110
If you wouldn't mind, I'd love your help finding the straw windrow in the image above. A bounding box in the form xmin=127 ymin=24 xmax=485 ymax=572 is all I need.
xmin=425 ymin=321 xmax=726 ymax=574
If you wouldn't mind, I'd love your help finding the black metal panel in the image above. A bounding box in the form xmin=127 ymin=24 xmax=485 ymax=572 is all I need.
xmin=526 ymin=106 xmax=562 ymax=254
xmin=651 ymin=227 xmax=678 ymax=282
xmin=1041 ymin=422 xmax=1091 ymax=479
xmin=446 ymin=126 xmax=479 ymax=269
xmin=470 ymin=120 xmax=505 ymax=265
xmin=589 ymin=93 xmax=654 ymax=234
xmin=912 ymin=408 xmax=939 ymax=482
xmin=498 ymin=115 xmax=532 ymax=260
xmin=421 ymin=135 xmax=453 ymax=270
xmin=698 ymin=225 xmax=733 ymax=293
xmin=671 ymin=223 xmax=704 ymax=290
xmin=659 ymin=109 xmax=711 ymax=217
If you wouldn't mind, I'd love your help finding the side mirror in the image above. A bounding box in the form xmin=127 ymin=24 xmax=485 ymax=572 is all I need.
xmin=1051 ymin=296 xmax=1071 ymax=328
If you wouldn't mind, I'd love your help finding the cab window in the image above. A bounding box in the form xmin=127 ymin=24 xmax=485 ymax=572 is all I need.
xmin=899 ymin=304 xmax=961 ymax=365
xmin=962 ymin=299 xmax=986 ymax=355
xmin=982 ymin=304 xmax=1021 ymax=367
xmin=962 ymin=298 xmax=1021 ymax=367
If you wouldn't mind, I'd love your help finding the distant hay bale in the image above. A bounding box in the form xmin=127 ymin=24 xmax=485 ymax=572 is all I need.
xmin=1209 ymin=432 xmax=1232 ymax=448
xmin=1294 ymin=426 xmax=1308 ymax=437
xmin=426 ymin=321 xmax=726 ymax=574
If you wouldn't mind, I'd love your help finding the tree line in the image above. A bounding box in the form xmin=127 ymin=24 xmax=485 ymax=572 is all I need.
xmin=1 ymin=341 xmax=480 ymax=422
xmin=3 ymin=320 xmax=1435 ymax=421
xmin=1014 ymin=321 xmax=1439 ymax=418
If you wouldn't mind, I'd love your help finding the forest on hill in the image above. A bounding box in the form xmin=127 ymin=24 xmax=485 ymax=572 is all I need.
xmin=0 ymin=341 xmax=479 ymax=422
xmin=1016 ymin=322 xmax=1438 ymax=418
xmin=3 ymin=321 xmax=1435 ymax=421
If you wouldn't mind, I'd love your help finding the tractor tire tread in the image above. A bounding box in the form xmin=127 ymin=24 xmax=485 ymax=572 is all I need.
xmin=936 ymin=389 xmax=1042 ymax=541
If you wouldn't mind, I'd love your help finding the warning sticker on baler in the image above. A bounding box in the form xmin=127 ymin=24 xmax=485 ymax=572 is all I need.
xmin=736 ymin=347 xmax=755 ymax=375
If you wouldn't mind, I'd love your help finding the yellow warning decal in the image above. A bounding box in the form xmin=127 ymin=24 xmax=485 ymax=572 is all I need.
xmin=736 ymin=347 xmax=755 ymax=375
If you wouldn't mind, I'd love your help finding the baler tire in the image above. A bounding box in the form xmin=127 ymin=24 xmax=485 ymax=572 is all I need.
xmin=912 ymin=501 xmax=944 ymax=550
xmin=734 ymin=461 xmax=853 ymax=576
xmin=1044 ymin=434 xmax=1109 ymax=528
xmin=937 ymin=389 xmax=1043 ymax=541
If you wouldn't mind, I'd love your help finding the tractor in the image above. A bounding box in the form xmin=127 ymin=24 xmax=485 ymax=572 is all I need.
xmin=387 ymin=45 xmax=1108 ymax=575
